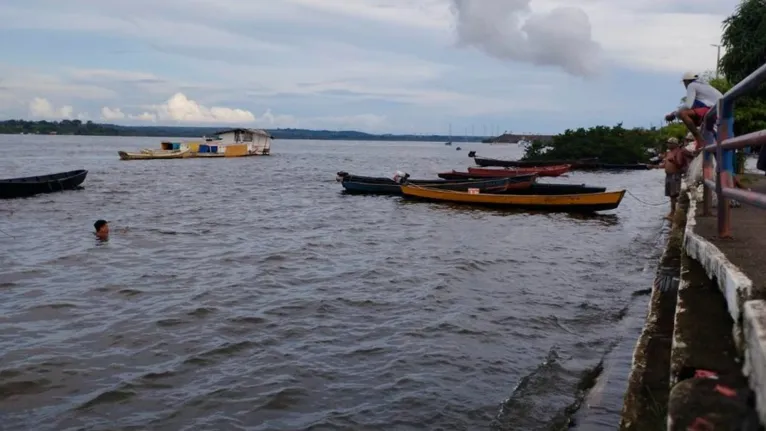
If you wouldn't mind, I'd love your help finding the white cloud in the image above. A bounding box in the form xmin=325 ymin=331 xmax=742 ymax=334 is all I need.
xmin=450 ymin=0 xmax=602 ymax=77
xmin=100 ymin=106 xmax=125 ymax=120
xmin=28 ymin=97 xmax=77 ymax=119
xmin=129 ymin=112 xmax=157 ymax=122
xmin=148 ymin=93 xmax=255 ymax=124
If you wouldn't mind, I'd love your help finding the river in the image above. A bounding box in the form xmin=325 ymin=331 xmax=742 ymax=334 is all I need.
xmin=0 ymin=135 xmax=667 ymax=430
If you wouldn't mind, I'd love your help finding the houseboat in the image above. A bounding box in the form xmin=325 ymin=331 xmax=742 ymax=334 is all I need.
xmin=117 ymin=128 xmax=273 ymax=160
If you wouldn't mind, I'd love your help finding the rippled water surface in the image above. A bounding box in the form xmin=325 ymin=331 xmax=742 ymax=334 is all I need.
xmin=0 ymin=135 xmax=668 ymax=430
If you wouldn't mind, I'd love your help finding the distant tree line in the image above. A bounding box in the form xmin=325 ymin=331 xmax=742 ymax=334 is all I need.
xmin=0 ymin=119 xmax=491 ymax=142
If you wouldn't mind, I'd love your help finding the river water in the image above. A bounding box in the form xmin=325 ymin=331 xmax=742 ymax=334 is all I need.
xmin=0 ymin=135 xmax=668 ymax=430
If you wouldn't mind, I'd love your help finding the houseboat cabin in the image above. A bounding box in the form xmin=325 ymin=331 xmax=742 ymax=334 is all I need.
xmin=205 ymin=128 xmax=272 ymax=156
xmin=154 ymin=128 xmax=272 ymax=157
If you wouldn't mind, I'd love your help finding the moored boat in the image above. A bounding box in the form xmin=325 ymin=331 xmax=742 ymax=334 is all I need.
xmin=118 ymin=148 xmax=192 ymax=160
xmin=400 ymin=185 xmax=625 ymax=212
xmin=471 ymin=156 xmax=651 ymax=171
xmin=0 ymin=169 xmax=88 ymax=199
xmin=438 ymin=165 xmax=569 ymax=180
xmin=495 ymin=182 xmax=606 ymax=195
xmin=338 ymin=173 xmax=536 ymax=195
xmin=117 ymin=128 xmax=274 ymax=160
xmin=467 ymin=165 xmax=570 ymax=177
xmin=472 ymin=156 xmax=597 ymax=168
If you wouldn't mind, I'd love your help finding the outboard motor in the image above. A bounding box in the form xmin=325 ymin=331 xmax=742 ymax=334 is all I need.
xmin=468 ymin=150 xmax=476 ymax=157
xmin=336 ymin=171 xmax=349 ymax=182
xmin=393 ymin=171 xmax=410 ymax=184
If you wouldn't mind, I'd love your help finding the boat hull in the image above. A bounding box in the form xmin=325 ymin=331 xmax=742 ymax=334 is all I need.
xmin=473 ymin=156 xmax=597 ymax=168
xmin=400 ymin=185 xmax=625 ymax=212
xmin=494 ymin=183 xmax=606 ymax=195
xmin=118 ymin=149 xmax=192 ymax=160
xmin=340 ymin=175 xmax=536 ymax=195
xmin=472 ymin=156 xmax=650 ymax=170
xmin=438 ymin=165 xmax=569 ymax=180
xmin=467 ymin=166 xmax=570 ymax=177
xmin=0 ymin=169 xmax=88 ymax=199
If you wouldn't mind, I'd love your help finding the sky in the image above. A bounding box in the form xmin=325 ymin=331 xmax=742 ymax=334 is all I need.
xmin=0 ymin=0 xmax=740 ymax=134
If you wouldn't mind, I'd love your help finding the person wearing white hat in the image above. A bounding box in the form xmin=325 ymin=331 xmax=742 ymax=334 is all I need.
xmin=664 ymin=71 xmax=723 ymax=150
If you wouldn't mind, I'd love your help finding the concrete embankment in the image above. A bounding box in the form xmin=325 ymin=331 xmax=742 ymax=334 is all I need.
xmin=621 ymin=179 xmax=765 ymax=430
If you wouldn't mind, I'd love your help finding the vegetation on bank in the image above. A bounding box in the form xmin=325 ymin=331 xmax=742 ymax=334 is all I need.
xmin=0 ymin=119 xmax=486 ymax=142
xmin=521 ymin=124 xmax=682 ymax=164
xmin=719 ymin=0 xmax=766 ymax=136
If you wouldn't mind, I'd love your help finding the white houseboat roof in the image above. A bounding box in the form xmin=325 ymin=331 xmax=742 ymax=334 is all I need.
xmin=213 ymin=128 xmax=272 ymax=137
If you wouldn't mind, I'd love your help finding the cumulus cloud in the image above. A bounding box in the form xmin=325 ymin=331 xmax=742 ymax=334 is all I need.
xmin=129 ymin=112 xmax=157 ymax=122
xmin=29 ymin=97 xmax=76 ymax=119
xmin=100 ymin=106 xmax=125 ymax=120
xmin=449 ymin=0 xmax=602 ymax=77
xmin=149 ymin=93 xmax=256 ymax=124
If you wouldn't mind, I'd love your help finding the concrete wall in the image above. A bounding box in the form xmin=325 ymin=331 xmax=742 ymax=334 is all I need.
xmin=621 ymin=180 xmax=764 ymax=429
xmin=682 ymin=182 xmax=766 ymax=423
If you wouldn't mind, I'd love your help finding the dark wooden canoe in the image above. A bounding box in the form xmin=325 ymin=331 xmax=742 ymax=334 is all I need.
xmin=472 ymin=156 xmax=650 ymax=170
xmin=577 ymin=163 xmax=653 ymax=171
xmin=439 ymin=165 xmax=569 ymax=180
xmin=467 ymin=165 xmax=570 ymax=178
xmin=492 ymin=182 xmax=606 ymax=195
xmin=472 ymin=156 xmax=598 ymax=168
xmin=338 ymin=174 xmax=536 ymax=195
xmin=335 ymin=172 xmax=497 ymax=185
xmin=0 ymin=169 xmax=88 ymax=199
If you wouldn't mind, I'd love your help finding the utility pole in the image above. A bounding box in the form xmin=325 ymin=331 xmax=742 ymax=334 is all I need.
xmin=711 ymin=44 xmax=721 ymax=78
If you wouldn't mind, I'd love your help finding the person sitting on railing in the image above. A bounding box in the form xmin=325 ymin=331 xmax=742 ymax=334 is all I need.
xmin=664 ymin=72 xmax=723 ymax=150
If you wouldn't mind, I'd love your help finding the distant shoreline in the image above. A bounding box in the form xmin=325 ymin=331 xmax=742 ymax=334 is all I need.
xmin=0 ymin=120 xmax=550 ymax=143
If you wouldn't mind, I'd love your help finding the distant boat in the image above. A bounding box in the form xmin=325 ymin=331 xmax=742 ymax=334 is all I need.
xmin=445 ymin=123 xmax=452 ymax=145
xmin=0 ymin=169 xmax=88 ymax=199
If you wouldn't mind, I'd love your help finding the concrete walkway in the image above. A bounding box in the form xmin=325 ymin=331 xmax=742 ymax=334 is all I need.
xmin=679 ymin=174 xmax=766 ymax=428
xmin=693 ymin=176 xmax=766 ymax=297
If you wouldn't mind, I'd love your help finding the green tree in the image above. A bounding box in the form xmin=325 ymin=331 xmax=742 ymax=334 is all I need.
xmin=720 ymin=0 xmax=766 ymax=85
xmin=522 ymin=124 xmax=669 ymax=164
xmin=717 ymin=0 xmax=766 ymax=137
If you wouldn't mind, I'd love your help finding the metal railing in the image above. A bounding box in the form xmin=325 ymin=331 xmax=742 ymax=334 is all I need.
xmin=700 ymin=63 xmax=766 ymax=238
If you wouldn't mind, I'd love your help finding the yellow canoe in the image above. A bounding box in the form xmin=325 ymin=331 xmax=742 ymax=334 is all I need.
xmin=400 ymin=184 xmax=626 ymax=212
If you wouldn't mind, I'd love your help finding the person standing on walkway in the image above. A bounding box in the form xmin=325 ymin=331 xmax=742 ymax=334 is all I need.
xmin=655 ymin=137 xmax=694 ymax=220
xmin=665 ymin=72 xmax=723 ymax=149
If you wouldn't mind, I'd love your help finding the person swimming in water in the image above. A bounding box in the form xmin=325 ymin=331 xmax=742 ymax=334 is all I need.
xmin=94 ymin=219 xmax=109 ymax=241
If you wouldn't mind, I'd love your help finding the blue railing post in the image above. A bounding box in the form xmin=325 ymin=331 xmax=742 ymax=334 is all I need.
xmin=717 ymin=99 xmax=736 ymax=238
xmin=702 ymin=127 xmax=715 ymax=216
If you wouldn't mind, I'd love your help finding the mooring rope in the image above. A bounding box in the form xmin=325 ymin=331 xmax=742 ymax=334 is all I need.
xmin=625 ymin=189 xmax=668 ymax=206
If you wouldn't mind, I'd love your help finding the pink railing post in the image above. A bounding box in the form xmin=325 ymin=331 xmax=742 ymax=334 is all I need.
xmin=702 ymin=128 xmax=714 ymax=216
xmin=717 ymin=99 xmax=737 ymax=238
